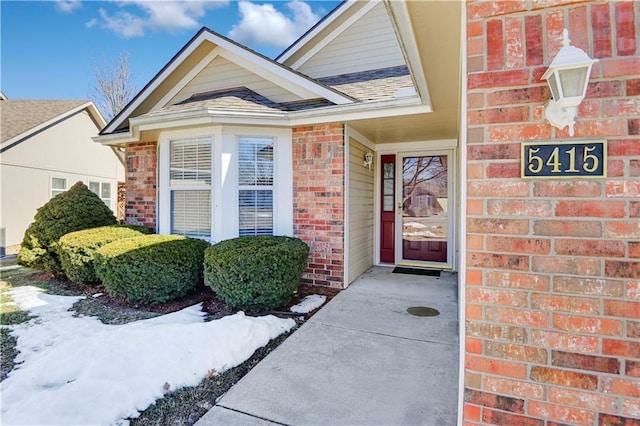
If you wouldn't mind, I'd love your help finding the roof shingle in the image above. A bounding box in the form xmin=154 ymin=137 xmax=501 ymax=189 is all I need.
xmin=0 ymin=99 xmax=87 ymax=143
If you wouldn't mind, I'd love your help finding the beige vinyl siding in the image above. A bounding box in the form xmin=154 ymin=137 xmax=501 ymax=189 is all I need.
xmin=348 ymin=137 xmax=375 ymax=283
xmin=0 ymin=111 xmax=123 ymax=251
xmin=170 ymin=56 xmax=304 ymax=105
xmin=297 ymin=2 xmax=406 ymax=79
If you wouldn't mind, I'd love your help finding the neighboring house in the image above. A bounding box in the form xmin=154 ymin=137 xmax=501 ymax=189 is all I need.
xmin=0 ymin=97 xmax=125 ymax=255
xmin=95 ymin=1 xmax=639 ymax=424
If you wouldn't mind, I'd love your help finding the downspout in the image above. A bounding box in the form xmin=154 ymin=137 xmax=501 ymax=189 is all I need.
xmin=110 ymin=147 xmax=126 ymax=167
xmin=456 ymin=2 xmax=468 ymax=425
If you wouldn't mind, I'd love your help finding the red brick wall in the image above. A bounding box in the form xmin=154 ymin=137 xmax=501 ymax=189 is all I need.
xmin=465 ymin=1 xmax=639 ymax=425
xmin=292 ymin=124 xmax=345 ymax=288
xmin=125 ymin=142 xmax=157 ymax=229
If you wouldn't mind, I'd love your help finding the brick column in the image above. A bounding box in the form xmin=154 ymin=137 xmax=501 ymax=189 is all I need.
xmin=125 ymin=142 xmax=157 ymax=229
xmin=292 ymin=124 xmax=345 ymax=288
xmin=465 ymin=1 xmax=639 ymax=425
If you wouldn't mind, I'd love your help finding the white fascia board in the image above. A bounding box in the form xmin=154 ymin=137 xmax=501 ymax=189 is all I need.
xmin=289 ymin=97 xmax=430 ymax=125
xmin=277 ymin=0 xmax=359 ymax=64
xmin=92 ymin=129 xmax=139 ymax=146
xmin=217 ymin=47 xmax=353 ymax=105
xmin=1 ymin=102 xmax=95 ymax=151
xmin=151 ymin=47 xmax=222 ymax=112
xmin=104 ymin=30 xmax=354 ymax=135
xmin=384 ymin=0 xmax=432 ymax=108
xmin=102 ymin=34 xmax=207 ymax=135
xmin=133 ymin=109 xmax=289 ymax=132
xmin=288 ymin=0 xmax=381 ymax=70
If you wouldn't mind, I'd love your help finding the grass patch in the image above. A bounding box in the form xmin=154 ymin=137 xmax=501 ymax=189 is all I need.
xmin=1 ymin=328 xmax=19 ymax=381
xmin=0 ymin=278 xmax=32 ymax=383
xmin=0 ymin=281 xmax=33 ymax=326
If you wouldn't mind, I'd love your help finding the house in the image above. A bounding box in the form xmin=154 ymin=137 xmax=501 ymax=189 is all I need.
xmin=95 ymin=0 xmax=639 ymax=424
xmin=0 ymin=97 xmax=125 ymax=255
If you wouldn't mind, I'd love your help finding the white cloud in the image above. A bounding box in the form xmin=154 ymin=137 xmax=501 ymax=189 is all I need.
xmin=228 ymin=0 xmax=319 ymax=49
xmin=85 ymin=18 xmax=98 ymax=29
xmin=97 ymin=0 xmax=229 ymax=38
xmin=55 ymin=0 xmax=82 ymax=13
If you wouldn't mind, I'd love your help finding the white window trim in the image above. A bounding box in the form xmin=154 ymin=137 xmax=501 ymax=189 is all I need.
xmin=89 ymin=181 xmax=113 ymax=209
xmin=237 ymin=136 xmax=275 ymax=237
xmin=50 ymin=177 xmax=67 ymax=198
xmin=158 ymin=125 xmax=293 ymax=242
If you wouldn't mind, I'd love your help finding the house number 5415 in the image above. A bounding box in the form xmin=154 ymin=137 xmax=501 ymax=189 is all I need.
xmin=521 ymin=141 xmax=607 ymax=179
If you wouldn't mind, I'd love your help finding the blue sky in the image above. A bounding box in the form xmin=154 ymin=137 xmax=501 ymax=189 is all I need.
xmin=1 ymin=0 xmax=342 ymax=101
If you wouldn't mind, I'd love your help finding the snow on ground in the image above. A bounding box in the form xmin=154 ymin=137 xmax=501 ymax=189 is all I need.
xmin=0 ymin=286 xmax=296 ymax=425
xmin=290 ymin=294 xmax=326 ymax=314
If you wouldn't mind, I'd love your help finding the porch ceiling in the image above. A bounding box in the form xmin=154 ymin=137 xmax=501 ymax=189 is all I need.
xmin=347 ymin=1 xmax=462 ymax=145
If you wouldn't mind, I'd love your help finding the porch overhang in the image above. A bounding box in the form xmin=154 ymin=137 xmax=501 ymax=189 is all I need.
xmin=93 ymin=96 xmax=432 ymax=147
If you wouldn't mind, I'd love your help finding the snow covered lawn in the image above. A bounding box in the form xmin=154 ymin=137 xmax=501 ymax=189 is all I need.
xmin=0 ymin=286 xmax=296 ymax=425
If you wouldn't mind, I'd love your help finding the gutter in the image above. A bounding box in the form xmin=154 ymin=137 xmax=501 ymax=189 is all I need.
xmin=94 ymin=96 xmax=428 ymax=146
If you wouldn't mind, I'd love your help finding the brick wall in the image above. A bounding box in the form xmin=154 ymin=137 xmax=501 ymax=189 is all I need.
xmin=125 ymin=142 xmax=157 ymax=229
xmin=465 ymin=1 xmax=639 ymax=425
xmin=292 ymin=124 xmax=345 ymax=288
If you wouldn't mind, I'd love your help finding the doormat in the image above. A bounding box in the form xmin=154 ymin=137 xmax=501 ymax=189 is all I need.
xmin=392 ymin=267 xmax=441 ymax=277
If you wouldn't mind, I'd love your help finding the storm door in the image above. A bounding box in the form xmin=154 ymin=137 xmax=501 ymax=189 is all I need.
xmin=397 ymin=152 xmax=452 ymax=266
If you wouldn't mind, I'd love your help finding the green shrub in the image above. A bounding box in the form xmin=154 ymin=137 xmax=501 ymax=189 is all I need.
xmin=204 ymin=236 xmax=309 ymax=311
xmin=58 ymin=225 xmax=155 ymax=285
xmin=95 ymin=235 xmax=210 ymax=305
xmin=18 ymin=182 xmax=117 ymax=272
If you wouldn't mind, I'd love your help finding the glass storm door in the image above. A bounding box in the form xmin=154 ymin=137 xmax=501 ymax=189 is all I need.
xmin=398 ymin=153 xmax=451 ymax=264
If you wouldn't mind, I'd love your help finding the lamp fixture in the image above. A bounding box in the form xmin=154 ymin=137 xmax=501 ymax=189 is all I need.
xmin=364 ymin=152 xmax=374 ymax=171
xmin=541 ymin=29 xmax=598 ymax=136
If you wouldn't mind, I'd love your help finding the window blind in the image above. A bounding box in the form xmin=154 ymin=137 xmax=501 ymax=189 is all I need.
xmin=238 ymin=137 xmax=274 ymax=236
xmin=170 ymin=137 xmax=212 ymax=239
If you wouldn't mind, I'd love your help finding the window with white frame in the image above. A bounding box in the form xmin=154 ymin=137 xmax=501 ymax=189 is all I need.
xmin=238 ymin=137 xmax=274 ymax=236
xmin=89 ymin=181 xmax=112 ymax=207
xmin=169 ymin=137 xmax=212 ymax=239
xmin=51 ymin=177 xmax=67 ymax=198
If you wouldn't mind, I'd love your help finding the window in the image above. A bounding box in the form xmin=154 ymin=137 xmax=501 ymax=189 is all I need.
xmin=51 ymin=177 xmax=66 ymax=198
xmin=89 ymin=181 xmax=112 ymax=207
xmin=169 ymin=137 xmax=212 ymax=239
xmin=238 ymin=137 xmax=274 ymax=236
xmin=158 ymin=127 xmax=293 ymax=242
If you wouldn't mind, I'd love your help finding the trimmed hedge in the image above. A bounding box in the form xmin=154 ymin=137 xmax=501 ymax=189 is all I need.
xmin=18 ymin=181 xmax=117 ymax=272
xmin=204 ymin=236 xmax=309 ymax=311
xmin=58 ymin=225 xmax=155 ymax=285
xmin=95 ymin=235 xmax=210 ymax=305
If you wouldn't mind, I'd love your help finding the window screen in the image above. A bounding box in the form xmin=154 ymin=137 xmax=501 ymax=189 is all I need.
xmin=51 ymin=178 xmax=66 ymax=198
xmin=238 ymin=137 xmax=273 ymax=236
xmin=170 ymin=137 xmax=212 ymax=239
xmin=89 ymin=181 xmax=112 ymax=207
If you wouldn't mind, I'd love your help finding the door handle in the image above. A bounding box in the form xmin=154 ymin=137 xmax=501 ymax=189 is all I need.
xmin=397 ymin=202 xmax=403 ymax=215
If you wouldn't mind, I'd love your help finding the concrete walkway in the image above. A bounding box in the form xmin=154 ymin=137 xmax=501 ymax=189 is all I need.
xmin=196 ymin=266 xmax=460 ymax=426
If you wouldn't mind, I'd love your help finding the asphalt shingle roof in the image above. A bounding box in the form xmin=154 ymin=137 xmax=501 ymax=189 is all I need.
xmin=140 ymin=66 xmax=415 ymax=120
xmin=319 ymin=66 xmax=414 ymax=102
xmin=145 ymin=87 xmax=333 ymax=117
xmin=0 ymin=99 xmax=87 ymax=143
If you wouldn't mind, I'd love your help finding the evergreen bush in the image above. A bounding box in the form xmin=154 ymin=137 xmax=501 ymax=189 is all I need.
xmin=204 ymin=236 xmax=309 ymax=311
xmin=17 ymin=181 xmax=117 ymax=272
xmin=95 ymin=235 xmax=209 ymax=305
xmin=58 ymin=225 xmax=154 ymax=285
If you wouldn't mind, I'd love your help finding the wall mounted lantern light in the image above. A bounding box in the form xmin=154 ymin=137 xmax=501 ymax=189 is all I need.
xmin=364 ymin=152 xmax=374 ymax=171
xmin=541 ymin=29 xmax=598 ymax=136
